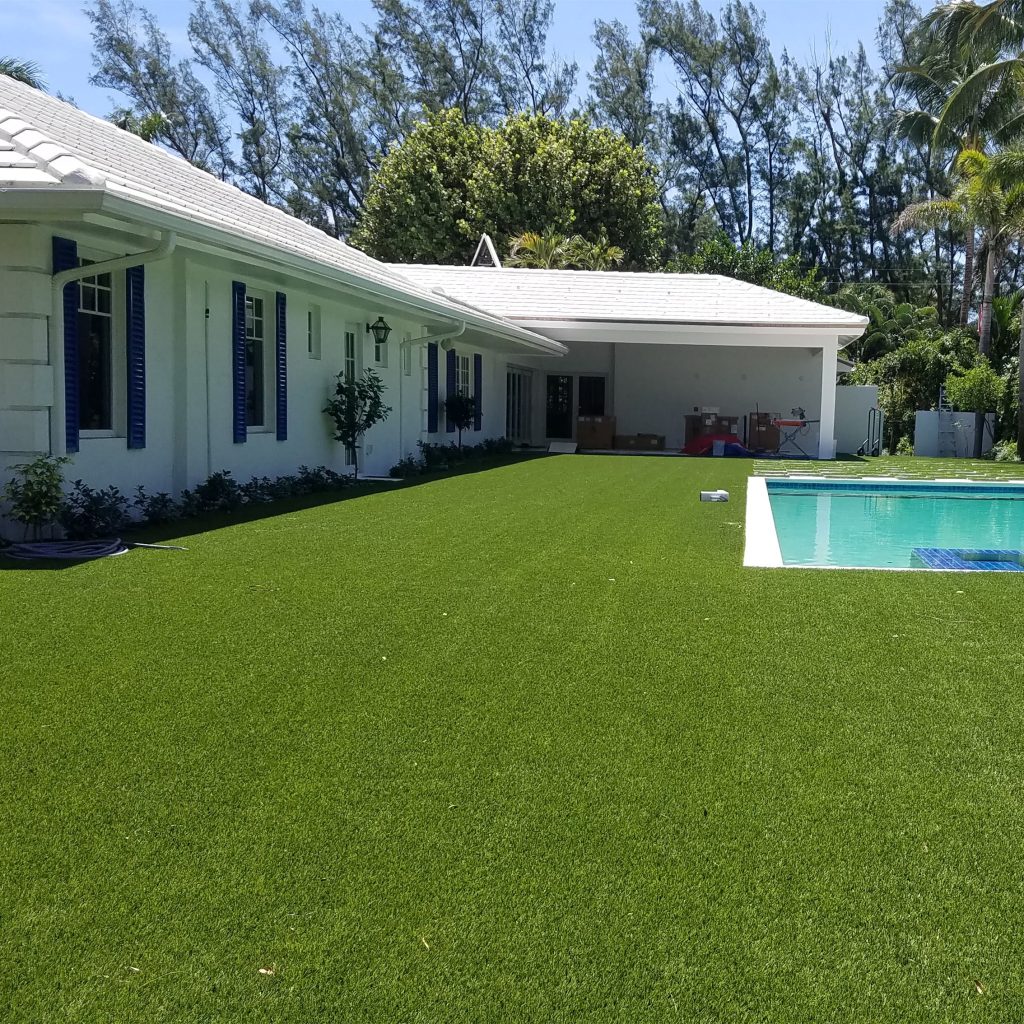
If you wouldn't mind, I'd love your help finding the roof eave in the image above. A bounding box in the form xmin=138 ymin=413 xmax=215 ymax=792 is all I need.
xmin=95 ymin=193 xmax=564 ymax=355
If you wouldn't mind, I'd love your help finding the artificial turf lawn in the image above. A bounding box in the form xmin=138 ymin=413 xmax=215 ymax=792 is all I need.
xmin=3 ymin=455 xmax=1024 ymax=1022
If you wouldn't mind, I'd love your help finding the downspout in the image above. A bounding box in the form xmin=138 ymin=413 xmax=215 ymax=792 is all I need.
xmin=50 ymin=231 xmax=178 ymax=455
xmin=204 ymin=279 xmax=212 ymax=477
xmin=401 ymin=314 xmax=467 ymax=455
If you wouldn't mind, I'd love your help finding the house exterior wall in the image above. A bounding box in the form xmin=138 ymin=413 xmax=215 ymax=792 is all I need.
xmin=834 ymin=384 xmax=879 ymax=454
xmin=0 ymin=221 xmax=513 ymax=531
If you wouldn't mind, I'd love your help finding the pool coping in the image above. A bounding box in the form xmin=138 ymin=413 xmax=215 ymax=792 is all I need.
xmin=743 ymin=474 xmax=1024 ymax=572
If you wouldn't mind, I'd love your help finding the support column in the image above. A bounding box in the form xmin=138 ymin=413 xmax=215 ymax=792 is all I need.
xmin=818 ymin=340 xmax=838 ymax=459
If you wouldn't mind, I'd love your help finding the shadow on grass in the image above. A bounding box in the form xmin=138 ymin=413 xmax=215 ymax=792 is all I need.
xmin=0 ymin=454 xmax=548 ymax=572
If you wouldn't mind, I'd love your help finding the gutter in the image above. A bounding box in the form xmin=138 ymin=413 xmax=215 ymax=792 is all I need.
xmin=96 ymin=193 xmax=564 ymax=354
xmin=50 ymin=230 xmax=177 ymax=455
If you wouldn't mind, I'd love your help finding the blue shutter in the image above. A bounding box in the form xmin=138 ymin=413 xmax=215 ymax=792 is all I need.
xmin=426 ymin=342 xmax=439 ymax=432
xmin=125 ymin=265 xmax=146 ymax=449
xmin=446 ymin=348 xmax=457 ymax=433
xmin=275 ymin=291 xmax=287 ymax=441
xmin=473 ymin=353 xmax=482 ymax=431
xmin=52 ymin=236 xmax=79 ymax=453
xmin=231 ymin=281 xmax=247 ymax=443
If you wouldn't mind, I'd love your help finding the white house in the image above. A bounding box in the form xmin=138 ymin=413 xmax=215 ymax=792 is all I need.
xmin=0 ymin=77 xmax=869 ymax=514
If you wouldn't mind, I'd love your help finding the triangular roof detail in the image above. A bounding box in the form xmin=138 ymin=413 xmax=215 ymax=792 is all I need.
xmin=470 ymin=233 xmax=502 ymax=268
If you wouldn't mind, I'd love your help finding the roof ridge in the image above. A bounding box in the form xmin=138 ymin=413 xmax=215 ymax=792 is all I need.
xmin=0 ymin=108 xmax=105 ymax=187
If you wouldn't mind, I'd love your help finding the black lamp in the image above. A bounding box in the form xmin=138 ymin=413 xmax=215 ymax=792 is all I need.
xmin=367 ymin=316 xmax=392 ymax=346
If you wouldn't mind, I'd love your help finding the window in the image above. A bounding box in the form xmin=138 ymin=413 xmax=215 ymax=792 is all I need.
xmin=343 ymin=327 xmax=359 ymax=466
xmin=344 ymin=328 xmax=358 ymax=381
xmin=457 ymin=353 xmax=472 ymax=396
xmin=307 ymin=306 xmax=321 ymax=359
xmin=245 ymin=294 xmax=266 ymax=427
xmin=578 ymin=375 xmax=606 ymax=416
xmin=77 ymin=261 xmax=115 ymax=432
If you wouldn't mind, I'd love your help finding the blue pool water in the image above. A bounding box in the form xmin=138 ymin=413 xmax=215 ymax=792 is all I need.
xmin=767 ymin=480 xmax=1024 ymax=569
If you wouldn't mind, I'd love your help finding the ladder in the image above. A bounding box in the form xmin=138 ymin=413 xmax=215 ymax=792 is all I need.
xmin=937 ymin=387 xmax=957 ymax=457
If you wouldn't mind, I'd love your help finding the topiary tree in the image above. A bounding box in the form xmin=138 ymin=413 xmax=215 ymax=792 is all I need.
xmin=324 ymin=368 xmax=391 ymax=478
xmin=351 ymin=110 xmax=663 ymax=267
xmin=444 ymin=391 xmax=476 ymax=449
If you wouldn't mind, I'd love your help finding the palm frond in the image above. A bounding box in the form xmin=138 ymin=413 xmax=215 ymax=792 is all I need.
xmin=0 ymin=57 xmax=45 ymax=89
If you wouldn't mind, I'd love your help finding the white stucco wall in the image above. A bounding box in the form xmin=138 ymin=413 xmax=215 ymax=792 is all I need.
xmin=914 ymin=410 xmax=995 ymax=458
xmin=0 ymin=221 xmax=520 ymax=533
xmin=834 ymin=384 xmax=879 ymax=455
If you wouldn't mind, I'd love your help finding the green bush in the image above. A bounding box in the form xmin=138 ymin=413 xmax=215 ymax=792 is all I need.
xmin=2 ymin=454 xmax=69 ymax=539
xmin=60 ymin=481 xmax=130 ymax=539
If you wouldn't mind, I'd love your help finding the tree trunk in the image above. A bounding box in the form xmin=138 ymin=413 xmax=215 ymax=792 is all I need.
xmin=1018 ymin=310 xmax=1024 ymax=457
xmin=974 ymin=248 xmax=998 ymax=459
xmin=960 ymin=227 xmax=975 ymax=327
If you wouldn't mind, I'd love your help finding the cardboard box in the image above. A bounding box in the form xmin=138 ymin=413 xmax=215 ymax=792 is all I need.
xmin=614 ymin=433 xmax=666 ymax=450
xmin=576 ymin=415 xmax=616 ymax=449
xmin=747 ymin=412 xmax=779 ymax=451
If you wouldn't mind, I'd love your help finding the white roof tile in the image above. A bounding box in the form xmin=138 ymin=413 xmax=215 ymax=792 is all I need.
xmin=391 ymin=265 xmax=869 ymax=332
xmin=0 ymin=77 xmax=562 ymax=353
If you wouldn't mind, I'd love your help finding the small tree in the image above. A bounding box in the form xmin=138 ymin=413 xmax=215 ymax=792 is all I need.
xmin=324 ymin=368 xmax=391 ymax=478
xmin=945 ymin=360 xmax=1004 ymax=453
xmin=2 ymin=454 xmax=69 ymax=539
xmin=444 ymin=391 xmax=476 ymax=448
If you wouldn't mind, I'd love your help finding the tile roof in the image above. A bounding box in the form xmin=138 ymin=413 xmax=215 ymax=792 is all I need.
xmin=0 ymin=77 xmax=562 ymax=353
xmin=390 ymin=265 xmax=870 ymax=332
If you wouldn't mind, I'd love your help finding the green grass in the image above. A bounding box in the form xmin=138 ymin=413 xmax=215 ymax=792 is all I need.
xmin=3 ymin=455 xmax=1024 ymax=1022
xmin=756 ymin=454 xmax=1024 ymax=479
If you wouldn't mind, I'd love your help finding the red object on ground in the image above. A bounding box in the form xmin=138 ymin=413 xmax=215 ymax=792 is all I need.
xmin=682 ymin=432 xmax=741 ymax=456
xmin=773 ymin=419 xmax=806 ymax=428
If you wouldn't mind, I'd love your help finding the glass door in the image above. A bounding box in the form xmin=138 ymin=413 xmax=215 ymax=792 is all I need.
xmin=506 ymin=367 xmax=533 ymax=444
xmin=546 ymin=374 xmax=574 ymax=439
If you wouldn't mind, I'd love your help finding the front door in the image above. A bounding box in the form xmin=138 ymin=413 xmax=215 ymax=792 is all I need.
xmin=506 ymin=367 xmax=533 ymax=444
xmin=546 ymin=374 xmax=574 ymax=439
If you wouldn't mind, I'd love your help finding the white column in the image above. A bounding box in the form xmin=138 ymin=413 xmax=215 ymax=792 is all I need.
xmin=818 ymin=340 xmax=838 ymax=459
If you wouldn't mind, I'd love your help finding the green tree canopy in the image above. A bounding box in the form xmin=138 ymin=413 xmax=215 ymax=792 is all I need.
xmin=665 ymin=239 xmax=826 ymax=301
xmin=350 ymin=109 xmax=663 ymax=267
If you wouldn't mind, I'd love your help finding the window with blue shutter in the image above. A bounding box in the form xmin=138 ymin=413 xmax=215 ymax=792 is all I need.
xmin=125 ymin=265 xmax=146 ymax=448
xmin=231 ymin=281 xmax=247 ymax=443
xmin=446 ymin=348 xmax=457 ymax=433
xmin=473 ymin=353 xmax=482 ymax=430
xmin=275 ymin=291 xmax=287 ymax=441
xmin=427 ymin=342 xmax=439 ymax=433
xmin=52 ymin=236 xmax=79 ymax=452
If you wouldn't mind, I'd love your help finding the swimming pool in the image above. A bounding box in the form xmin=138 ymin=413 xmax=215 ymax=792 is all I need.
xmin=745 ymin=478 xmax=1024 ymax=570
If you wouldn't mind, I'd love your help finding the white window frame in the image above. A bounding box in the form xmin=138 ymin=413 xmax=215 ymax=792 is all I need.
xmin=457 ymin=352 xmax=472 ymax=397
xmin=244 ymin=291 xmax=273 ymax=432
xmin=307 ymin=306 xmax=322 ymax=360
xmin=343 ymin=323 xmax=361 ymax=466
xmin=77 ymin=250 xmax=124 ymax=439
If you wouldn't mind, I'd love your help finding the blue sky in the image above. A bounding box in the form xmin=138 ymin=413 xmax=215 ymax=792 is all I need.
xmin=2 ymin=0 xmax=890 ymax=117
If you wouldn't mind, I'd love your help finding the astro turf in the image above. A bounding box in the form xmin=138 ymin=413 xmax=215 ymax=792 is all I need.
xmin=3 ymin=454 xmax=1024 ymax=1022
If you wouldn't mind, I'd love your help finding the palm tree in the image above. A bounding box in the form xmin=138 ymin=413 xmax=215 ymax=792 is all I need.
xmin=506 ymin=230 xmax=574 ymax=269
xmin=0 ymin=58 xmax=45 ymax=89
xmin=895 ymin=147 xmax=1024 ymax=454
xmin=892 ymin=35 xmax=1021 ymax=325
xmin=564 ymin=234 xmax=626 ymax=271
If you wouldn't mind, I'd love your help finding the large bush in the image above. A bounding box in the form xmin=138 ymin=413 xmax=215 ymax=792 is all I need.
xmin=351 ymin=110 xmax=663 ymax=268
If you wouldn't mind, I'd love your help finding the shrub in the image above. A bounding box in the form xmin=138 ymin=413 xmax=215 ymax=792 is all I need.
xmin=182 ymin=470 xmax=244 ymax=514
xmin=993 ymin=439 xmax=1019 ymax=462
xmin=60 ymin=480 xmax=130 ymax=539
xmin=896 ymin=436 xmax=914 ymax=456
xmin=944 ymin=360 xmax=1004 ymax=414
xmin=324 ymin=368 xmax=391 ymax=478
xmin=133 ymin=486 xmax=179 ymax=525
xmin=2 ymin=454 xmax=69 ymax=538
xmin=443 ymin=391 xmax=477 ymax=448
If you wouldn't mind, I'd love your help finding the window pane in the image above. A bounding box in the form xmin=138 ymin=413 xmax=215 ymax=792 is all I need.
xmin=78 ymin=311 xmax=112 ymax=430
xmin=245 ymin=296 xmax=265 ymax=426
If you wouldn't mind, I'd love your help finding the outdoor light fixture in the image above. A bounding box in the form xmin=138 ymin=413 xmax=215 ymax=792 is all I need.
xmin=366 ymin=316 xmax=392 ymax=346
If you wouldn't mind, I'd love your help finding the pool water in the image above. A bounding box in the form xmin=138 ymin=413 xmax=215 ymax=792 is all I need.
xmin=767 ymin=480 xmax=1024 ymax=569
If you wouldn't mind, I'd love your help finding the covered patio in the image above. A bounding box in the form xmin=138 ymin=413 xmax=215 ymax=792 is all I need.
xmin=392 ymin=264 xmax=868 ymax=459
